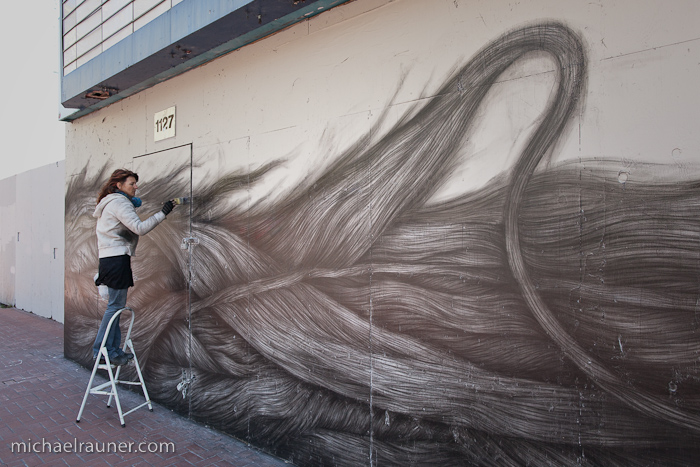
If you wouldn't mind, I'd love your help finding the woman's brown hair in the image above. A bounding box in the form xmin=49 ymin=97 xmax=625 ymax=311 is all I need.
xmin=97 ymin=169 xmax=139 ymax=203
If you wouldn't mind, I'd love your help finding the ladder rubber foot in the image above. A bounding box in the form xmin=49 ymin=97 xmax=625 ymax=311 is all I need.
xmin=76 ymin=420 xmax=80 ymax=423
xmin=149 ymin=408 xmax=153 ymax=412
xmin=121 ymin=424 xmax=126 ymax=427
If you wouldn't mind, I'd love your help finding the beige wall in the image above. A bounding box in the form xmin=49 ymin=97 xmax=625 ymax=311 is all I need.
xmin=65 ymin=0 xmax=699 ymax=187
xmin=63 ymin=0 xmax=700 ymax=463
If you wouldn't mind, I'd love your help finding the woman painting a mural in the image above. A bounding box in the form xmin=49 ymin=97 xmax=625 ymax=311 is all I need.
xmin=92 ymin=169 xmax=175 ymax=366
xmin=64 ymin=21 xmax=700 ymax=465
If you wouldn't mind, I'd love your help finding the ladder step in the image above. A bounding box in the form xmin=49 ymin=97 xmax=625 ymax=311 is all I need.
xmin=90 ymin=381 xmax=114 ymax=392
xmin=75 ymin=307 xmax=153 ymax=427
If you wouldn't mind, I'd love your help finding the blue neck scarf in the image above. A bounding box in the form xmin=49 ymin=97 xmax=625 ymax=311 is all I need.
xmin=117 ymin=190 xmax=142 ymax=208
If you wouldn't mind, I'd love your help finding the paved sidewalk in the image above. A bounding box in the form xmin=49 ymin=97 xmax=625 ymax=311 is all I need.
xmin=0 ymin=307 xmax=290 ymax=467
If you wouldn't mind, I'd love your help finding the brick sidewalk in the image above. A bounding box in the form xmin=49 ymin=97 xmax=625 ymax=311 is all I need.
xmin=0 ymin=307 xmax=289 ymax=467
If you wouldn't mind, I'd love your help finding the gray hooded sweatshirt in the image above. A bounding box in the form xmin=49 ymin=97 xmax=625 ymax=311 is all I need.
xmin=93 ymin=193 xmax=165 ymax=258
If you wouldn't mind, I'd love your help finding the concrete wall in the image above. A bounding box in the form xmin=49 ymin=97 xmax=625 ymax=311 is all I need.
xmin=0 ymin=162 xmax=65 ymax=322
xmin=64 ymin=0 xmax=700 ymax=464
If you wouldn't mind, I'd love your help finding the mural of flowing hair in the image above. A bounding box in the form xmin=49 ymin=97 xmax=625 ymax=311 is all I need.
xmin=65 ymin=22 xmax=700 ymax=465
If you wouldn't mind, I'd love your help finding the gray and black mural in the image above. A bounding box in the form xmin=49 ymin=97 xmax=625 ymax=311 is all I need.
xmin=65 ymin=23 xmax=700 ymax=465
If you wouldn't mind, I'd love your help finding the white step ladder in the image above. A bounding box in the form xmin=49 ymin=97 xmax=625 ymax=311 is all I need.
xmin=76 ymin=307 xmax=153 ymax=427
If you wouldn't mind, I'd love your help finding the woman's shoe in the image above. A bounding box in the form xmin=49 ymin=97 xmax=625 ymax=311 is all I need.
xmin=110 ymin=354 xmax=129 ymax=366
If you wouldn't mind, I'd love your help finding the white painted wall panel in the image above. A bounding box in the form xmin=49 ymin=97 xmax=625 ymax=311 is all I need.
xmin=0 ymin=176 xmax=16 ymax=307
xmin=12 ymin=163 xmax=65 ymax=322
xmin=63 ymin=9 xmax=77 ymax=34
xmin=75 ymin=0 xmax=101 ymax=24
xmin=64 ymin=26 xmax=78 ymax=49
xmin=103 ymin=0 xmax=132 ymax=19
xmin=14 ymin=173 xmax=32 ymax=313
xmin=63 ymin=43 xmax=78 ymax=68
xmin=76 ymin=27 xmax=102 ymax=57
xmin=63 ymin=0 xmax=78 ymax=17
xmin=103 ymin=25 xmax=132 ymax=51
xmin=63 ymin=0 xmax=173 ymax=75
xmin=103 ymin=5 xmax=133 ymax=39
xmin=76 ymin=42 xmax=102 ymax=68
xmin=134 ymin=0 xmax=165 ymax=19
xmin=76 ymin=9 xmax=102 ymax=40
xmin=134 ymin=1 xmax=169 ymax=31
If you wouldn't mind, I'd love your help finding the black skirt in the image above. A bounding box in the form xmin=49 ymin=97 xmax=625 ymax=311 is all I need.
xmin=95 ymin=255 xmax=134 ymax=289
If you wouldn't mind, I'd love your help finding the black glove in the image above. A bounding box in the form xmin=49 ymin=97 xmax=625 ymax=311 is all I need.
xmin=162 ymin=200 xmax=174 ymax=216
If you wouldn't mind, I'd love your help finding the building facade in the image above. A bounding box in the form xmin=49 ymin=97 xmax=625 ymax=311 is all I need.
xmin=62 ymin=0 xmax=700 ymax=464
